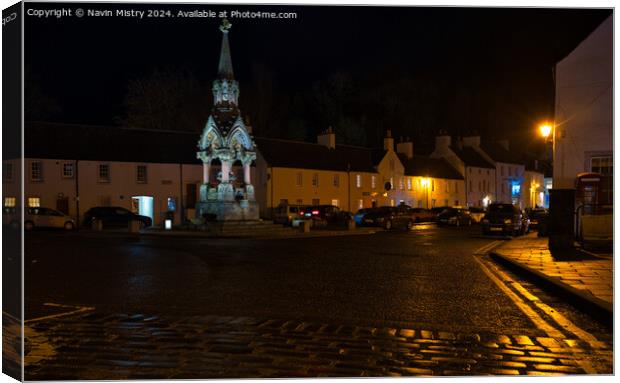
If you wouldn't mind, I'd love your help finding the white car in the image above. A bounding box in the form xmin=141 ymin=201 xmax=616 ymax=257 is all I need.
xmin=24 ymin=207 xmax=75 ymax=231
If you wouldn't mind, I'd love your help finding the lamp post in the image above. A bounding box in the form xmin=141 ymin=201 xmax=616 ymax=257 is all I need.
xmin=539 ymin=123 xmax=554 ymax=164
xmin=421 ymin=178 xmax=430 ymax=209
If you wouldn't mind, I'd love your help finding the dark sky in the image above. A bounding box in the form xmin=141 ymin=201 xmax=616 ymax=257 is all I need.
xmin=25 ymin=2 xmax=611 ymax=152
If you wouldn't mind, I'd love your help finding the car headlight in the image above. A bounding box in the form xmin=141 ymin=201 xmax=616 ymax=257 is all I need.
xmin=504 ymin=218 xmax=512 ymax=224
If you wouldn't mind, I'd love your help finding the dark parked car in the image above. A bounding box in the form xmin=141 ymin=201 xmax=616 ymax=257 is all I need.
xmin=525 ymin=208 xmax=548 ymax=230
xmin=83 ymin=206 xmax=152 ymax=228
xmin=481 ymin=203 xmax=529 ymax=236
xmin=360 ymin=206 xmax=413 ymax=230
xmin=407 ymin=207 xmax=434 ymax=223
xmin=353 ymin=208 xmax=376 ymax=226
xmin=429 ymin=206 xmax=450 ymax=221
xmin=436 ymin=207 xmax=472 ymax=226
xmin=309 ymin=205 xmax=353 ymax=227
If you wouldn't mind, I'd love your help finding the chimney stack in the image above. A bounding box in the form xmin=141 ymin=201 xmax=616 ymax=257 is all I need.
xmin=435 ymin=130 xmax=451 ymax=151
xmin=317 ymin=126 xmax=336 ymax=149
xmin=384 ymin=129 xmax=394 ymax=151
xmin=396 ymin=137 xmax=414 ymax=159
xmin=462 ymin=131 xmax=480 ymax=147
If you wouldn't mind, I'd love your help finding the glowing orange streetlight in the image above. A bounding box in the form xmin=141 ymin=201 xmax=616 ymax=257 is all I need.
xmin=539 ymin=123 xmax=553 ymax=139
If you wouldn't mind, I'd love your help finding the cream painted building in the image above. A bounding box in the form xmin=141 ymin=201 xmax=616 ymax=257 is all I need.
xmin=430 ymin=132 xmax=496 ymax=207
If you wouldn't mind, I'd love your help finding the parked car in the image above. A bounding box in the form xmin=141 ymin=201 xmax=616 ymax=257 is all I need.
xmin=274 ymin=204 xmax=309 ymax=225
xmin=525 ymin=208 xmax=548 ymax=230
xmin=468 ymin=207 xmax=486 ymax=224
xmin=359 ymin=206 xmax=413 ymax=230
xmin=429 ymin=206 xmax=450 ymax=221
xmin=407 ymin=207 xmax=434 ymax=223
xmin=436 ymin=207 xmax=472 ymax=226
xmin=308 ymin=205 xmax=353 ymax=227
xmin=481 ymin=203 xmax=529 ymax=236
xmin=3 ymin=206 xmax=19 ymax=228
xmin=83 ymin=206 xmax=152 ymax=228
xmin=24 ymin=207 xmax=75 ymax=231
xmin=354 ymin=208 xmax=376 ymax=226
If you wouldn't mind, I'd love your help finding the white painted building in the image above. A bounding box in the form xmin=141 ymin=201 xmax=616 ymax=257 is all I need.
xmin=430 ymin=132 xmax=496 ymax=207
xmin=554 ymin=15 xmax=612 ymax=195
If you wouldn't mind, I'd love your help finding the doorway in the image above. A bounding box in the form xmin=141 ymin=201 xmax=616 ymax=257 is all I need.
xmin=131 ymin=196 xmax=154 ymax=222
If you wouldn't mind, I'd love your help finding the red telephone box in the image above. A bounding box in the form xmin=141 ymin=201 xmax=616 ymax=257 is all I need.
xmin=576 ymin=173 xmax=601 ymax=206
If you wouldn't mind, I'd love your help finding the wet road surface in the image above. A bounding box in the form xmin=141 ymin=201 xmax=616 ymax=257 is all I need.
xmin=19 ymin=224 xmax=613 ymax=378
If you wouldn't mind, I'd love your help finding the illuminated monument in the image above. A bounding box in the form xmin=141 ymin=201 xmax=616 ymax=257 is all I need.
xmin=196 ymin=19 xmax=259 ymax=221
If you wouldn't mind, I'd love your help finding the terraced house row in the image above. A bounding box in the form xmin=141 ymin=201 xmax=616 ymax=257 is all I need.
xmin=3 ymin=121 xmax=544 ymax=227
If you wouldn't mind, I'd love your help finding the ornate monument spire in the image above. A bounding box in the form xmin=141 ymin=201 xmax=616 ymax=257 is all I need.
xmin=212 ymin=18 xmax=239 ymax=108
xmin=217 ymin=18 xmax=234 ymax=80
xmin=196 ymin=18 xmax=259 ymax=221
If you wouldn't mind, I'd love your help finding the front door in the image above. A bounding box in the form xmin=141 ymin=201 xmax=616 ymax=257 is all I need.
xmin=56 ymin=196 xmax=69 ymax=215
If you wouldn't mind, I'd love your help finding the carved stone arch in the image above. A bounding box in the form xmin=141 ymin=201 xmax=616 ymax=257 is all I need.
xmin=228 ymin=124 xmax=253 ymax=151
xmin=198 ymin=117 xmax=224 ymax=150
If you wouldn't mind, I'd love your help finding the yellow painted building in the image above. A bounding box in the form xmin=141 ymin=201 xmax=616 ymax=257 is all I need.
xmin=254 ymin=132 xmax=465 ymax=218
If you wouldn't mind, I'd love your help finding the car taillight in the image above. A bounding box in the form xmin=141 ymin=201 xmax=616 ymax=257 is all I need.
xmin=312 ymin=210 xmax=319 ymax=215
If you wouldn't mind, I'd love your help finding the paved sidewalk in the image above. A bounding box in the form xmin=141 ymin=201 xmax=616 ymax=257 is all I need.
xmin=24 ymin=312 xmax=613 ymax=379
xmin=490 ymin=234 xmax=613 ymax=314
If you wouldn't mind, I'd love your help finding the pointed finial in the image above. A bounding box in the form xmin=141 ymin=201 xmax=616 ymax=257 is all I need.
xmin=220 ymin=18 xmax=232 ymax=33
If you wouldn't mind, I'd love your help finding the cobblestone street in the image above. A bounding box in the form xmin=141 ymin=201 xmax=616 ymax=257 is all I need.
xmin=20 ymin=226 xmax=614 ymax=379
xmin=24 ymin=312 xmax=614 ymax=379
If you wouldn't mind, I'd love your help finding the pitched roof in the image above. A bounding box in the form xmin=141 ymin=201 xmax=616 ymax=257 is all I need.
xmin=449 ymin=145 xmax=495 ymax=169
xmin=254 ymin=137 xmax=380 ymax=173
xmin=398 ymin=154 xmax=464 ymax=180
xmin=25 ymin=122 xmax=202 ymax=164
xmin=480 ymin=142 xmax=522 ymax=164
xmin=24 ymin=122 xmax=385 ymax=173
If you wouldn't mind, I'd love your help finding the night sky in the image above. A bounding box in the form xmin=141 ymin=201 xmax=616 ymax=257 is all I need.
xmin=25 ymin=2 xmax=611 ymax=154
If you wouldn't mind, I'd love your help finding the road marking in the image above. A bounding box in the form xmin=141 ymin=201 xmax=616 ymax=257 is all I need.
xmin=474 ymin=256 xmax=608 ymax=374
xmin=481 ymin=258 xmax=604 ymax=348
xmin=473 ymin=240 xmax=504 ymax=255
xmin=472 ymin=256 xmax=566 ymax=339
xmin=24 ymin=303 xmax=95 ymax=324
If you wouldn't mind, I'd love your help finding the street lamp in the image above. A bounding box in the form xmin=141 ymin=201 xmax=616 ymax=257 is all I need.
xmin=539 ymin=124 xmax=552 ymax=139
xmin=421 ymin=178 xmax=430 ymax=209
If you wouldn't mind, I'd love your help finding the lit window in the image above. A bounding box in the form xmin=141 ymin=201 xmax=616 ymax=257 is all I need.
xmin=390 ymin=199 xmax=395 ymax=207
xmin=312 ymin=173 xmax=319 ymax=187
xmin=4 ymin=197 xmax=16 ymax=207
xmin=371 ymin=175 xmax=376 ymax=189
xmin=333 ymin=174 xmax=340 ymax=187
xmin=399 ymin=177 xmax=404 ymax=190
xmin=167 ymin=197 xmax=176 ymax=211
xmin=407 ymin=178 xmax=412 ymax=190
xmin=356 ymin=174 xmax=362 ymax=188
xmin=62 ymin=163 xmax=74 ymax=178
xmin=99 ymin=164 xmax=110 ymax=182
xmin=390 ymin=177 xmax=394 ymax=188
xmin=28 ymin=197 xmax=40 ymax=207
xmin=591 ymin=156 xmax=613 ymax=175
xmin=3 ymin=163 xmax=13 ymax=182
xmin=358 ymin=199 xmax=363 ymax=209
xmin=331 ymin=199 xmax=339 ymax=207
xmin=137 ymin=165 xmax=148 ymax=183
xmin=296 ymin=172 xmax=303 ymax=187
xmin=279 ymin=199 xmax=289 ymax=205
xmin=31 ymin=161 xmax=42 ymax=181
